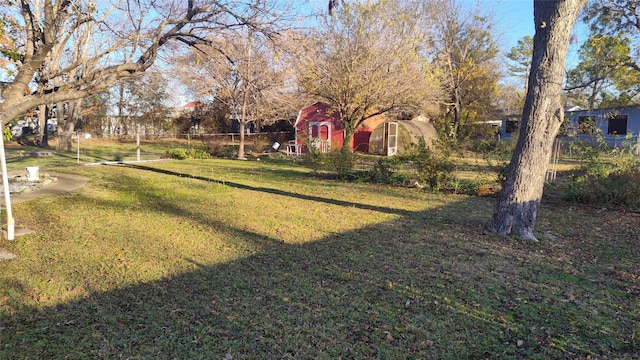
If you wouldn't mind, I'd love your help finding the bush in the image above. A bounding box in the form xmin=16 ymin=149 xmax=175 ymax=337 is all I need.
xmin=412 ymin=150 xmax=456 ymax=191
xmin=554 ymin=133 xmax=640 ymax=211
xmin=188 ymin=147 xmax=212 ymax=159
xmin=561 ymin=166 xmax=640 ymax=210
xmin=487 ymin=159 xmax=509 ymax=184
xmin=301 ymin=137 xmax=458 ymax=192
xmin=165 ymin=148 xmax=188 ymax=160
xmin=468 ymin=137 xmax=500 ymax=154
xmin=560 ymin=158 xmax=640 ymax=210
xmin=485 ymin=140 xmax=516 ymax=161
xmin=252 ymin=134 xmax=271 ymax=154
xmin=205 ymin=140 xmax=232 ymax=158
xmin=326 ymin=150 xmax=356 ymax=179
xmin=364 ymin=158 xmax=405 ymax=185
xmin=398 ymin=142 xmax=457 ymax=192
xmin=165 ymin=147 xmax=212 ymax=160
xmin=301 ymin=147 xmax=326 ymax=173
xmin=302 ymin=147 xmax=356 ymax=179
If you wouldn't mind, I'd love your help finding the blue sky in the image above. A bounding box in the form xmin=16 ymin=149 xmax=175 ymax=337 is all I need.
xmin=306 ymin=0 xmax=535 ymax=49
xmin=484 ymin=0 xmax=535 ymax=50
xmin=305 ymin=0 xmax=586 ymax=56
xmin=468 ymin=0 xmax=588 ymax=62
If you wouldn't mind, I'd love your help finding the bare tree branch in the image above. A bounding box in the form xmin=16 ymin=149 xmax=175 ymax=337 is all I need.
xmin=0 ymin=0 xmax=293 ymax=128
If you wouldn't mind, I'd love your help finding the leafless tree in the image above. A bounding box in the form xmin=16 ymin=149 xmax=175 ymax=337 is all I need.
xmin=298 ymin=0 xmax=441 ymax=152
xmin=0 ymin=0 xmax=291 ymax=150
xmin=173 ymin=29 xmax=299 ymax=158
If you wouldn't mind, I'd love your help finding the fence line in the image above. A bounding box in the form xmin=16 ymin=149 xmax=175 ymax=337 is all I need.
xmin=551 ymin=135 xmax=640 ymax=158
xmin=546 ymin=137 xmax=561 ymax=182
xmin=95 ymin=131 xmax=294 ymax=143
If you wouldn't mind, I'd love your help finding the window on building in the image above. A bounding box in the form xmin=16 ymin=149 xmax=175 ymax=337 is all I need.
xmin=577 ymin=116 xmax=596 ymax=134
xmin=310 ymin=124 xmax=319 ymax=138
xmin=319 ymin=124 xmax=329 ymax=140
xmin=607 ymin=114 xmax=627 ymax=135
xmin=505 ymin=120 xmax=519 ymax=134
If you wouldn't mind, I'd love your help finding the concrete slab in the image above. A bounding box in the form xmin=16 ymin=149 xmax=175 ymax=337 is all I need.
xmin=9 ymin=172 xmax=88 ymax=203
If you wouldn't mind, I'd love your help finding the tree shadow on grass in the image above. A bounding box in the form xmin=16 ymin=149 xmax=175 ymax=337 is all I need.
xmin=1 ymin=167 xmax=638 ymax=359
xmin=121 ymin=163 xmax=414 ymax=217
xmin=0 ymin=202 xmax=498 ymax=358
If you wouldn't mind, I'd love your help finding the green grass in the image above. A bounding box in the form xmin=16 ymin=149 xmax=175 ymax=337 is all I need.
xmin=3 ymin=138 xmax=194 ymax=169
xmin=0 ymin=142 xmax=638 ymax=358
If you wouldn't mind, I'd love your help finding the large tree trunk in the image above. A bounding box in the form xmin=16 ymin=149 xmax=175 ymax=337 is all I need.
xmin=238 ymin=84 xmax=248 ymax=159
xmin=117 ymin=82 xmax=125 ymax=139
xmin=341 ymin=125 xmax=355 ymax=154
xmin=237 ymin=32 xmax=252 ymax=161
xmin=238 ymin=117 xmax=247 ymax=160
xmin=57 ymin=120 xmax=75 ymax=152
xmin=452 ymin=90 xmax=462 ymax=138
xmin=57 ymin=99 xmax=81 ymax=152
xmin=37 ymin=104 xmax=49 ymax=147
xmin=488 ymin=0 xmax=586 ymax=242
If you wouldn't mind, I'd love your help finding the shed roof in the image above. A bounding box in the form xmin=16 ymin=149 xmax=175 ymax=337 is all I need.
xmin=295 ymin=102 xmax=342 ymax=129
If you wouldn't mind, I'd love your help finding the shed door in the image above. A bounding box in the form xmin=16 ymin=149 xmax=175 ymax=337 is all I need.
xmin=384 ymin=122 xmax=398 ymax=156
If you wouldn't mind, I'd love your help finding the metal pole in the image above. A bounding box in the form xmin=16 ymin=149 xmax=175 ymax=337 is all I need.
xmin=0 ymin=131 xmax=14 ymax=240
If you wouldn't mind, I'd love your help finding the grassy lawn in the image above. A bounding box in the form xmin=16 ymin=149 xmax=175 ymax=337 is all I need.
xmin=0 ymin=142 xmax=638 ymax=358
xmin=4 ymin=138 xmax=192 ymax=169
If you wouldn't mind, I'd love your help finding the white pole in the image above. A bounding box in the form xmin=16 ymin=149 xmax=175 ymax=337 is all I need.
xmin=0 ymin=132 xmax=14 ymax=240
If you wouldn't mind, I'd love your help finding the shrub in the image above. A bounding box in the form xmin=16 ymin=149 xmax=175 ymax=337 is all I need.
xmin=165 ymin=148 xmax=188 ymax=160
xmin=326 ymin=150 xmax=356 ymax=179
xmin=468 ymin=137 xmax=500 ymax=154
xmin=302 ymin=146 xmax=356 ymax=179
xmin=489 ymin=159 xmax=509 ymax=184
xmin=413 ymin=150 xmax=456 ymax=191
xmin=365 ymin=158 xmax=405 ymax=185
xmin=301 ymin=137 xmax=458 ymax=191
xmin=165 ymin=147 xmax=212 ymax=160
xmin=555 ymin=132 xmax=640 ymax=211
xmin=206 ymin=141 xmax=227 ymax=157
xmin=399 ymin=142 xmax=457 ymax=192
xmin=188 ymin=147 xmax=212 ymax=159
xmin=561 ymin=166 xmax=640 ymax=210
xmin=484 ymin=140 xmax=516 ymax=161
xmin=301 ymin=146 xmax=326 ymax=173
xmin=450 ymin=175 xmax=500 ymax=196
xmin=560 ymin=156 xmax=640 ymax=209
xmin=252 ymin=134 xmax=271 ymax=154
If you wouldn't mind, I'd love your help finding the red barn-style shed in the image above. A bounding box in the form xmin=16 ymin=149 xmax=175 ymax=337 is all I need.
xmin=290 ymin=102 xmax=346 ymax=154
xmin=288 ymin=101 xmax=435 ymax=155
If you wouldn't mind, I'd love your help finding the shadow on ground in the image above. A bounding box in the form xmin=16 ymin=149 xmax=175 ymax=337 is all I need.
xmin=1 ymin=164 xmax=638 ymax=359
